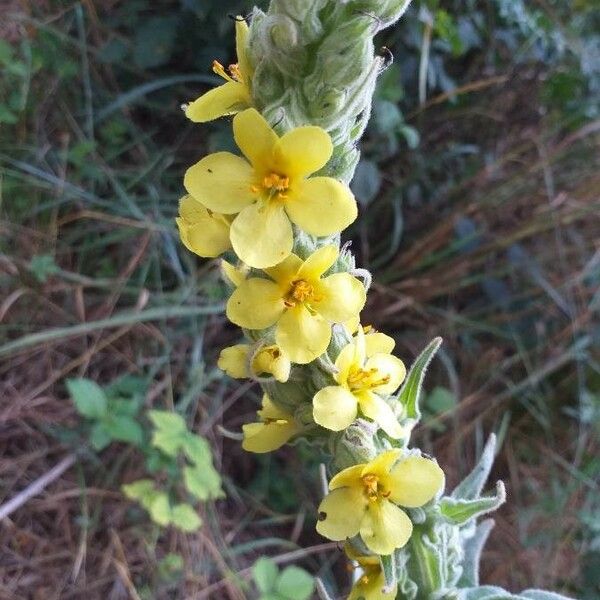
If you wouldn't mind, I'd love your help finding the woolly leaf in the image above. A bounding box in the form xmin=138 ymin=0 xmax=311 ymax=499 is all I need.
xmin=397 ymin=337 xmax=443 ymax=420
xmin=441 ymin=482 xmax=506 ymax=525
xmin=452 ymin=435 xmax=497 ymax=500
xmin=380 ymin=553 xmax=397 ymax=593
xmin=459 ymin=519 xmax=496 ymax=587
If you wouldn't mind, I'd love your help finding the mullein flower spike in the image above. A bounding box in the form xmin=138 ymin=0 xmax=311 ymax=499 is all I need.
xmin=173 ymin=6 xmax=554 ymax=600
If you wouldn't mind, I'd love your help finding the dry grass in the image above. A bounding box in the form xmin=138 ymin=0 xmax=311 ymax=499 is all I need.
xmin=1 ymin=2 xmax=598 ymax=598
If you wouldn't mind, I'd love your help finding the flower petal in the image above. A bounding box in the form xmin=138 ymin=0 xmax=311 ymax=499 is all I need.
xmin=364 ymin=354 xmax=406 ymax=395
xmin=359 ymin=500 xmax=413 ymax=555
xmin=349 ymin=568 xmax=396 ymax=600
xmin=235 ymin=19 xmax=252 ymax=81
xmin=276 ymin=305 xmax=331 ymax=364
xmin=361 ymin=450 xmax=402 ymax=480
xmin=242 ymin=422 xmax=296 ymax=453
xmin=274 ymin=126 xmax=333 ymax=178
xmin=221 ymin=260 xmax=248 ymax=288
xmin=226 ymin=278 xmax=285 ymax=329
xmin=329 ymin=465 xmax=364 ymax=490
xmin=365 ymin=331 xmax=396 ymax=357
xmin=176 ymin=197 xmax=231 ymax=258
xmin=185 ymin=81 xmax=249 ymax=123
xmin=258 ymin=394 xmax=293 ymax=421
xmin=233 ymin=108 xmax=278 ymax=171
xmin=253 ymin=346 xmax=291 ymax=382
xmin=317 ymin=273 xmax=366 ymax=323
xmin=286 ymin=177 xmax=357 ymax=236
xmin=334 ymin=342 xmax=360 ymax=385
xmin=313 ymin=385 xmax=358 ymax=432
xmin=230 ymin=203 xmax=293 ymax=268
xmin=217 ymin=344 xmax=250 ymax=378
xmin=316 ymin=487 xmax=365 ymax=541
xmin=387 ymin=456 xmax=445 ymax=508
xmin=358 ymin=391 xmax=403 ymax=439
xmin=297 ymin=245 xmax=338 ymax=281
xmin=264 ymin=254 xmax=303 ymax=289
xmin=184 ymin=152 xmax=255 ymax=214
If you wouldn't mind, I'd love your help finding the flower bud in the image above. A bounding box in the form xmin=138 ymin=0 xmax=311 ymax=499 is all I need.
xmin=331 ymin=419 xmax=379 ymax=470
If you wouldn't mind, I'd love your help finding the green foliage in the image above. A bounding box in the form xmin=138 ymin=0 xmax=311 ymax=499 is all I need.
xmin=67 ymin=376 xmax=144 ymax=449
xmin=28 ymin=254 xmax=60 ymax=283
xmin=252 ymin=557 xmax=315 ymax=600
xmin=397 ymin=337 xmax=443 ymax=421
xmin=67 ymin=375 xmax=222 ymax=533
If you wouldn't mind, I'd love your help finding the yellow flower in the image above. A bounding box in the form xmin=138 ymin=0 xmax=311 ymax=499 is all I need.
xmin=226 ymin=245 xmax=366 ymax=364
xmin=185 ymin=19 xmax=252 ymax=122
xmin=312 ymin=329 xmax=406 ymax=437
xmin=176 ymin=195 xmax=231 ymax=258
xmin=184 ymin=108 xmax=358 ymax=268
xmin=218 ymin=343 xmax=291 ymax=382
xmin=316 ymin=450 xmax=444 ymax=555
xmin=345 ymin=544 xmax=397 ymax=600
xmin=242 ymin=394 xmax=300 ymax=453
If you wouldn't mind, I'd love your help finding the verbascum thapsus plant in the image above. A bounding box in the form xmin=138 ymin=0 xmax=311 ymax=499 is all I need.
xmin=177 ymin=2 xmax=576 ymax=598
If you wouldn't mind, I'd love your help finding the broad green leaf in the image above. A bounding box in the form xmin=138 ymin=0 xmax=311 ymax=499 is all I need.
xmin=182 ymin=434 xmax=211 ymax=466
xmin=89 ymin=422 xmax=111 ymax=450
xmin=426 ymin=386 xmax=457 ymax=414
xmin=149 ymin=410 xmax=187 ymax=456
xmin=183 ymin=465 xmax=223 ymax=501
xmin=253 ymin=557 xmax=278 ymax=593
xmin=396 ymin=337 xmax=442 ymax=420
xmin=104 ymin=416 xmax=144 ymax=446
xmin=110 ymin=398 xmax=140 ymax=418
xmin=171 ymin=503 xmax=202 ymax=532
xmin=149 ymin=493 xmax=171 ymax=526
xmin=122 ymin=479 xmax=156 ymax=506
xmin=67 ymin=378 xmax=107 ymax=419
xmin=275 ymin=566 xmax=314 ymax=600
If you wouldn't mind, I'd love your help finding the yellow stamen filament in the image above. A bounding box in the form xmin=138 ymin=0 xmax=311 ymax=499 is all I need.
xmin=212 ymin=61 xmax=243 ymax=83
xmin=347 ymin=367 xmax=391 ymax=392
xmin=263 ymin=418 xmax=289 ymax=425
xmin=361 ymin=473 xmax=390 ymax=502
xmin=284 ymin=279 xmax=323 ymax=308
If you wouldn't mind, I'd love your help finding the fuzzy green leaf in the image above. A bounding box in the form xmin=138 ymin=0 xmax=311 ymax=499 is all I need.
xmin=149 ymin=410 xmax=187 ymax=456
xmin=183 ymin=464 xmax=223 ymax=501
xmin=170 ymin=503 xmax=202 ymax=532
xmin=397 ymin=337 xmax=442 ymax=420
xmin=452 ymin=435 xmax=497 ymax=500
xmin=253 ymin=557 xmax=279 ymax=593
xmin=380 ymin=554 xmax=397 ymax=593
xmin=104 ymin=415 xmax=144 ymax=446
xmin=67 ymin=378 xmax=108 ymax=419
xmin=441 ymin=482 xmax=506 ymax=525
xmin=275 ymin=566 xmax=315 ymax=599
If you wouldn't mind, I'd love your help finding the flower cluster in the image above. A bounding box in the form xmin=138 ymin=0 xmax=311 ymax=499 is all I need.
xmin=178 ymin=15 xmax=444 ymax=599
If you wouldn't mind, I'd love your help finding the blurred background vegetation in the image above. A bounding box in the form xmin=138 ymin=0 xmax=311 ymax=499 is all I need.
xmin=0 ymin=0 xmax=598 ymax=598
